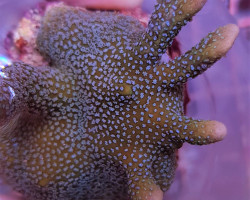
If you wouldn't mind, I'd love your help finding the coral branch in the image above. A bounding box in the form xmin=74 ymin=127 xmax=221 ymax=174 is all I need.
xmin=133 ymin=0 xmax=207 ymax=63
xmin=167 ymin=116 xmax=227 ymax=145
xmin=152 ymin=24 xmax=239 ymax=87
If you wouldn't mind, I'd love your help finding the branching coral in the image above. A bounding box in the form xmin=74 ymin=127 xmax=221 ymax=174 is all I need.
xmin=0 ymin=0 xmax=238 ymax=199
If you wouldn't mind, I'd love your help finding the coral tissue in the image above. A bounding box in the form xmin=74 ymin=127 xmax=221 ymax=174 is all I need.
xmin=0 ymin=0 xmax=238 ymax=199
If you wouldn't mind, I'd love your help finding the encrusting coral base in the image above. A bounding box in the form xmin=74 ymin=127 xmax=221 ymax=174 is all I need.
xmin=0 ymin=0 xmax=238 ymax=199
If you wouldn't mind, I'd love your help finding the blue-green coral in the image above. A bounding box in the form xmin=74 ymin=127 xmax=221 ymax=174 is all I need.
xmin=0 ymin=0 xmax=238 ymax=199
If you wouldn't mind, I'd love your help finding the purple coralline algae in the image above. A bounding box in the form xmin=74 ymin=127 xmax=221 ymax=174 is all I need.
xmin=0 ymin=0 xmax=238 ymax=199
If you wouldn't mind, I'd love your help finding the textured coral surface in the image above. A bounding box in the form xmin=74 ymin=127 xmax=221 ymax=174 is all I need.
xmin=0 ymin=0 xmax=238 ymax=199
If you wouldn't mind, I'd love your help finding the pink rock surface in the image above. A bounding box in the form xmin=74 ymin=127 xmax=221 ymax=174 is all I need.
xmin=49 ymin=0 xmax=143 ymax=10
xmin=0 ymin=0 xmax=42 ymax=55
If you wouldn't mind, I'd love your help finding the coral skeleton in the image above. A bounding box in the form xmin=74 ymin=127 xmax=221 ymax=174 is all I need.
xmin=0 ymin=0 xmax=238 ymax=199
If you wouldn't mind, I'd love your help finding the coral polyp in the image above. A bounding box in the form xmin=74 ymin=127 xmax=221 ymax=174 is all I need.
xmin=0 ymin=0 xmax=238 ymax=199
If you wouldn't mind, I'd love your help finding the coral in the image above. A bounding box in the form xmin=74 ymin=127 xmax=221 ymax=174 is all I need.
xmin=0 ymin=0 xmax=238 ymax=199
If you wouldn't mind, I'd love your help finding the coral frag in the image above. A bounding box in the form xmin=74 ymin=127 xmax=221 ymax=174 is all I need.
xmin=0 ymin=0 xmax=238 ymax=199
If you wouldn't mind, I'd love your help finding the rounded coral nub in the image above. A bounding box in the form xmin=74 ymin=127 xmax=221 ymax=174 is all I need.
xmin=208 ymin=24 xmax=239 ymax=58
xmin=205 ymin=121 xmax=227 ymax=142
